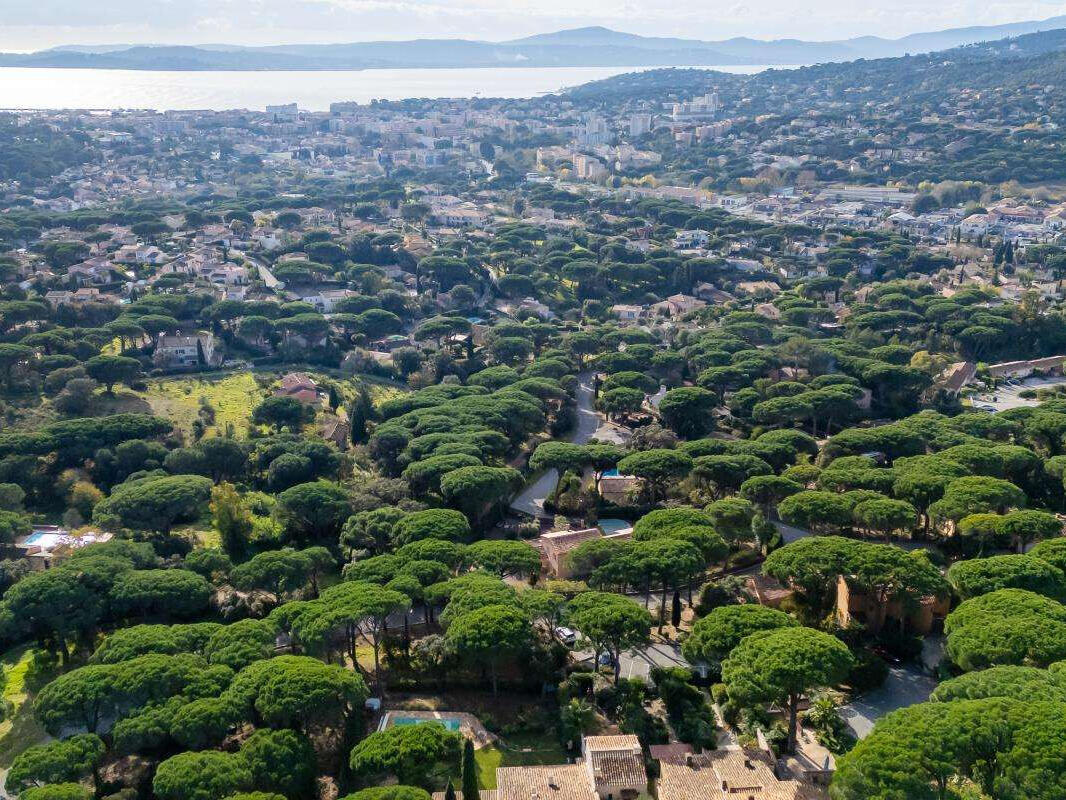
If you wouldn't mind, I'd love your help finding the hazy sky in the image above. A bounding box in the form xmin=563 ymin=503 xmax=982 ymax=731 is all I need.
xmin=2 ymin=0 xmax=1066 ymax=51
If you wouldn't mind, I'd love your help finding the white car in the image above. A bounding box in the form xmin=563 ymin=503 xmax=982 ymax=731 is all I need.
xmin=554 ymin=626 xmax=577 ymax=646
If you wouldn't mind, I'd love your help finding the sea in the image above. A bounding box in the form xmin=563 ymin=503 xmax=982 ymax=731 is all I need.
xmin=0 ymin=64 xmax=792 ymax=112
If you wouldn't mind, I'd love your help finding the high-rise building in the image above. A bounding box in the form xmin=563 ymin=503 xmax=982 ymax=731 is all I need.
xmin=577 ymin=114 xmax=610 ymax=146
xmin=629 ymin=113 xmax=653 ymax=138
xmin=671 ymin=90 xmax=720 ymax=121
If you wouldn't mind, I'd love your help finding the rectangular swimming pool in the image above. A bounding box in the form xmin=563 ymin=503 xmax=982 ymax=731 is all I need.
xmin=391 ymin=716 xmax=461 ymax=731
xmin=598 ymin=518 xmax=632 ymax=534
xmin=22 ymin=531 xmax=64 ymax=548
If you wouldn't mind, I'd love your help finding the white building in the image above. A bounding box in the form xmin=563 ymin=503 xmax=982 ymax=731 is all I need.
xmin=577 ymin=114 xmax=611 ymax=147
xmin=673 ymin=229 xmax=711 ymax=249
xmin=629 ymin=113 xmax=653 ymax=138
xmin=154 ymin=333 xmax=218 ymax=370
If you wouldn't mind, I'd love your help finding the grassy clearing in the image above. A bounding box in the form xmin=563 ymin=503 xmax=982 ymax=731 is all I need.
xmin=140 ymin=371 xmax=266 ymax=439
xmin=3 ymin=647 xmax=32 ymax=703
xmin=13 ymin=365 xmax=410 ymax=440
xmin=0 ymin=646 xmax=50 ymax=770
xmin=352 ymin=378 xmax=409 ymax=408
xmin=136 ymin=369 xmax=407 ymax=440
xmin=474 ymin=734 xmax=570 ymax=789
xmin=179 ymin=524 xmax=220 ymax=549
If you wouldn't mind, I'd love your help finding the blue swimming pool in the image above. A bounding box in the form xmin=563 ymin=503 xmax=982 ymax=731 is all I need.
xmin=23 ymin=532 xmax=48 ymax=545
xmin=599 ymin=518 xmax=632 ymax=534
xmin=602 ymin=468 xmax=621 ymax=477
xmin=392 ymin=717 xmax=461 ymax=731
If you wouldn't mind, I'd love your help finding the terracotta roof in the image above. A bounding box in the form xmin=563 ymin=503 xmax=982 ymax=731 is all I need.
xmin=936 ymin=361 xmax=976 ymax=393
xmin=432 ymin=791 xmax=497 ymax=800
xmin=588 ymin=750 xmax=646 ymax=788
xmin=657 ymin=749 xmax=822 ymax=800
xmin=648 ymin=743 xmax=693 ymax=765
xmin=496 ymin=765 xmax=595 ymax=800
xmin=540 ymin=528 xmax=601 ymax=556
xmin=280 ymin=372 xmax=317 ymax=391
xmin=584 ymin=735 xmax=646 ymax=788
xmin=583 ymin=735 xmax=641 ymax=751
xmin=746 ymin=575 xmax=794 ymax=606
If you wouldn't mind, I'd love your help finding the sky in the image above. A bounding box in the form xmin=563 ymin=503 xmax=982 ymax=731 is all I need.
xmin=2 ymin=0 xmax=1066 ymax=51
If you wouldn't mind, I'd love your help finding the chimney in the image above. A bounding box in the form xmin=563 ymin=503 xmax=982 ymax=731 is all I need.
xmin=548 ymin=775 xmax=558 ymax=790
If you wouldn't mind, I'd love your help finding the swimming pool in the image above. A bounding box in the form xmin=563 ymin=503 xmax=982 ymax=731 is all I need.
xmin=22 ymin=531 xmax=65 ymax=548
xmin=601 ymin=468 xmax=621 ymax=477
xmin=598 ymin=518 xmax=632 ymax=535
xmin=391 ymin=716 xmax=461 ymax=731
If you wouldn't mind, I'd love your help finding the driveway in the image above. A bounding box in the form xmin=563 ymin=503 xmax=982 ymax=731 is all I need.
xmin=510 ymin=371 xmax=601 ymax=517
xmin=617 ymin=641 xmax=690 ymax=679
xmin=838 ymin=664 xmax=937 ymax=738
xmin=574 ymin=640 xmax=689 ymax=681
xmin=772 ymin=520 xmax=810 ymax=543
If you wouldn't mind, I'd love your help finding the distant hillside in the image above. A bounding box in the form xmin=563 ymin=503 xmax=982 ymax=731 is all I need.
xmin=3 ymin=17 xmax=1066 ymax=71
xmin=565 ymin=27 xmax=1066 ymax=106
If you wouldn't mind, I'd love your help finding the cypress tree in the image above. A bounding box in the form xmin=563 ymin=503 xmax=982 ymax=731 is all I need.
xmin=348 ymin=385 xmax=374 ymax=445
xmin=462 ymin=739 xmax=479 ymax=800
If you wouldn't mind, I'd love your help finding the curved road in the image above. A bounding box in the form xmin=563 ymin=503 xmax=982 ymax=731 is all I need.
xmin=510 ymin=371 xmax=601 ymax=517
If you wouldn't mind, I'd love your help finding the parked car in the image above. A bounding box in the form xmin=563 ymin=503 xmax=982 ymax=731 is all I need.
xmin=554 ymin=626 xmax=577 ymax=646
xmin=872 ymin=645 xmax=904 ymax=666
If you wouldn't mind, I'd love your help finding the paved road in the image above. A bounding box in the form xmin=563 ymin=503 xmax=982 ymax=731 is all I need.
xmin=510 ymin=371 xmax=601 ymax=517
xmin=838 ymin=664 xmax=937 ymax=738
xmin=772 ymin=520 xmax=810 ymax=544
xmin=617 ymin=641 xmax=690 ymax=679
xmin=574 ymin=640 xmax=689 ymax=681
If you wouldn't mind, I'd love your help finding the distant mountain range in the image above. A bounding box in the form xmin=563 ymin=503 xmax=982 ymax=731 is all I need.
xmin=4 ymin=17 xmax=1066 ymax=71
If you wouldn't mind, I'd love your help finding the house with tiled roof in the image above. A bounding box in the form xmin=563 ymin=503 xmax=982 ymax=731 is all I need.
xmin=496 ymin=764 xmax=596 ymax=800
xmin=494 ymin=735 xmax=647 ymax=800
xmin=538 ymin=528 xmax=602 ymax=579
xmin=930 ymin=361 xmax=976 ymax=399
xmin=988 ymin=355 xmax=1066 ymax=380
xmin=275 ymin=372 xmax=323 ymax=406
xmin=153 ymin=333 xmax=218 ymax=370
xmin=583 ymin=735 xmax=647 ymax=800
xmin=656 ymin=748 xmax=824 ymax=800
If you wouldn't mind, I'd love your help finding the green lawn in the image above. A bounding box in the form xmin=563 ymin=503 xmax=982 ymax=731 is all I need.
xmin=0 ymin=646 xmax=50 ymax=769
xmin=3 ymin=647 xmax=32 ymax=702
xmin=183 ymin=525 xmax=220 ymax=549
xmin=474 ymin=734 xmax=569 ymax=789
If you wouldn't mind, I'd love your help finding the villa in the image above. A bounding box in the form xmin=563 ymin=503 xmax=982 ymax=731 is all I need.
xmin=656 ymin=746 xmax=823 ymax=800
xmin=153 ymin=332 xmax=219 ymax=370
xmin=16 ymin=526 xmax=113 ymax=570
xmin=496 ymin=735 xmax=647 ymax=800
xmin=275 ymin=372 xmax=324 ymax=406
xmin=537 ymin=524 xmax=634 ymax=579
